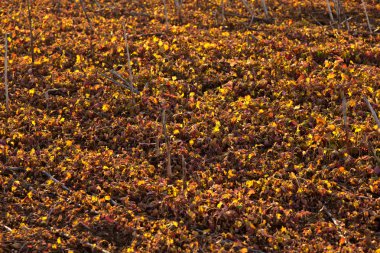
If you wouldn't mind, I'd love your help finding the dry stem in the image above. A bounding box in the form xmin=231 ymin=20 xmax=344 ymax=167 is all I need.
xmin=361 ymin=0 xmax=372 ymax=33
xmin=363 ymin=96 xmax=380 ymax=129
xmin=27 ymin=0 xmax=34 ymax=64
xmin=162 ymin=110 xmax=172 ymax=177
xmin=4 ymin=33 xmax=9 ymax=112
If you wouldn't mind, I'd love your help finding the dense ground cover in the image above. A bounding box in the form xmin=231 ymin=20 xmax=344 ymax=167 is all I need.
xmin=0 ymin=0 xmax=379 ymax=252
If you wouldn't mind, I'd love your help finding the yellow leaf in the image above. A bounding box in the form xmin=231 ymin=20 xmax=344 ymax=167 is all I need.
xmin=246 ymin=180 xmax=254 ymax=188
xmin=327 ymin=73 xmax=335 ymax=79
xmin=327 ymin=124 xmax=335 ymax=131
xmin=66 ymin=140 xmax=73 ymax=147
xmin=111 ymin=36 xmax=117 ymax=43
xmin=173 ymin=129 xmax=180 ymax=135
xmin=213 ymin=121 xmax=221 ymax=133
xmin=27 ymin=191 xmax=33 ymax=199
xmin=29 ymin=89 xmax=35 ymax=95
xmin=57 ymin=237 xmax=62 ymax=244
xmin=102 ymin=104 xmax=110 ymax=112
xmin=269 ymin=122 xmax=277 ymax=127
xmin=76 ymin=55 xmax=81 ymax=64
xmin=105 ymin=196 xmax=111 ymax=201
xmin=189 ymin=139 xmax=195 ymax=146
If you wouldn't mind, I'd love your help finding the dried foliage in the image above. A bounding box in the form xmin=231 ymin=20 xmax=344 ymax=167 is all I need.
xmin=0 ymin=0 xmax=380 ymax=252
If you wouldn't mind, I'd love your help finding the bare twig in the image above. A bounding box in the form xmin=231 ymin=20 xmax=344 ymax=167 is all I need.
xmin=182 ymin=155 xmax=186 ymax=191
xmin=341 ymin=91 xmax=348 ymax=131
xmin=41 ymin=171 xmax=71 ymax=192
xmin=79 ymin=0 xmax=94 ymax=32
xmin=361 ymin=0 xmax=372 ymax=33
xmin=326 ymin=0 xmax=335 ymax=23
xmin=162 ymin=110 xmax=172 ymax=177
xmin=367 ymin=138 xmax=380 ymax=165
xmin=27 ymin=0 xmax=34 ymax=64
xmin=337 ymin=0 xmax=350 ymax=31
xmin=241 ymin=0 xmax=255 ymax=21
xmin=2 ymin=224 xmax=13 ymax=232
xmin=174 ymin=0 xmax=182 ymax=23
xmin=320 ymin=205 xmax=346 ymax=241
xmin=162 ymin=0 xmax=169 ymax=31
xmin=220 ymin=0 xmax=225 ymax=24
xmin=332 ymin=0 xmax=342 ymax=26
xmin=261 ymin=0 xmax=269 ymax=19
xmin=3 ymin=167 xmax=25 ymax=174
xmin=99 ymin=71 xmax=139 ymax=94
xmin=363 ymin=96 xmax=380 ymax=129
xmin=4 ymin=33 xmax=9 ymax=112
xmin=122 ymin=23 xmax=135 ymax=89
xmin=83 ymin=242 xmax=111 ymax=253
xmin=99 ymin=71 xmax=128 ymax=88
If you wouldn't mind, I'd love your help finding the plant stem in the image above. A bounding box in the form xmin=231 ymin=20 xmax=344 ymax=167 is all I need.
xmin=4 ymin=34 xmax=9 ymax=112
xmin=162 ymin=110 xmax=172 ymax=177
xmin=27 ymin=0 xmax=34 ymax=64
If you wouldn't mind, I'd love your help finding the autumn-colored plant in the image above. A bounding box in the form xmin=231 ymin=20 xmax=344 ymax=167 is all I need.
xmin=0 ymin=0 xmax=379 ymax=252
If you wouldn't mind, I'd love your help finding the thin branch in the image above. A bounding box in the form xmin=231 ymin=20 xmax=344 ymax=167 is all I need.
xmin=241 ymin=0 xmax=255 ymax=20
xmin=361 ymin=0 xmax=372 ymax=33
xmin=4 ymin=33 xmax=9 ymax=112
xmin=341 ymin=91 xmax=348 ymax=130
xmin=41 ymin=171 xmax=71 ymax=192
xmin=27 ymin=0 xmax=34 ymax=64
xmin=326 ymin=0 xmax=335 ymax=23
xmin=261 ymin=0 xmax=269 ymax=19
xmin=162 ymin=0 xmax=169 ymax=31
xmin=99 ymin=71 xmax=127 ymax=87
xmin=79 ymin=0 xmax=94 ymax=32
xmin=182 ymin=155 xmax=186 ymax=191
xmin=2 ymin=224 xmax=13 ymax=232
xmin=83 ymin=242 xmax=111 ymax=253
xmin=162 ymin=110 xmax=172 ymax=177
xmin=3 ymin=167 xmax=25 ymax=174
xmin=122 ymin=23 xmax=135 ymax=89
xmin=220 ymin=0 xmax=225 ymax=24
xmin=320 ymin=205 xmax=346 ymax=242
xmin=332 ymin=0 xmax=342 ymax=26
xmin=109 ymin=69 xmax=139 ymax=94
xmin=363 ymin=96 xmax=380 ymax=129
xmin=174 ymin=0 xmax=182 ymax=23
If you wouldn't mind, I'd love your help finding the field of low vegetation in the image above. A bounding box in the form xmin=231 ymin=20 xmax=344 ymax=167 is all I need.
xmin=1 ymin=0 xmax=379 ymax=252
